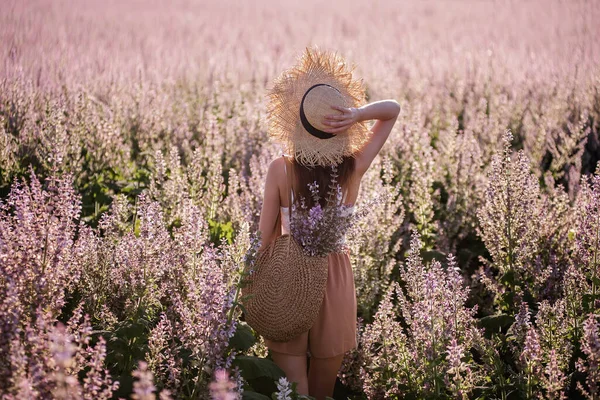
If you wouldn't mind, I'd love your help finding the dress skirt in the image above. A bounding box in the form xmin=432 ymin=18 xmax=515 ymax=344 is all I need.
xmin=263 ymin=251 xmax=358 ymax=359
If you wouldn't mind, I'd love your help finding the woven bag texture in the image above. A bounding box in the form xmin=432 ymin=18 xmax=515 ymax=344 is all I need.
xmin=242 ymin=234 xmax=328 ymax=342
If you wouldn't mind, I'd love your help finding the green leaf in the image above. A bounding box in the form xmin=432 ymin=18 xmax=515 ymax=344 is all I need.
xmin=237 ymin=302 xmax=249 ymax=316
xmin=247 ymin=376 xmax=279 ymax=397
xmin=112 ymin=373 xmax=135 ymax=399
xmin=233 ymin=356 xmax=285 ymax=381
xmin=209 ymin=219 xmax=235 ymax=244
xmin=242 ymin=391 xmax=271 ymax=400
xmin=421 ymin=250 xmax=446 ymax=263
xmin=498 ymin=290 xmax=516 ymax=313
xmin=479 ymin=313 xmax=515 ymax=336
xmin=583 ymin=293 xmax=598 ymax=312
xmin=240 ymin=293 xmax=255 ymax=303
xmin=499 ymin=269 xmax=516 ymax=286
xmin=230 ymin=322 xmax=256 ymax=352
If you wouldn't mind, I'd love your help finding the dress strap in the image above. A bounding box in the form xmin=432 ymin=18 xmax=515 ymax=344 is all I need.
xmin=282 ymin=155 xmax=294 ymax=204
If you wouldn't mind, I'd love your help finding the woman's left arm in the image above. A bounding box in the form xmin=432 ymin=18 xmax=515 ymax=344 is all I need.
xmin=257 ymin=158 xmax=283 ymax=252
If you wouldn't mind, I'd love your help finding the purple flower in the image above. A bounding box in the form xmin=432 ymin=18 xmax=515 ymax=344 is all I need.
xmin=132 ymin=361 xmax=157 ymax=400
xmin=576 ymin=313 xmax=600 ymax=399
xmin=356 ymin=231 xmax=484 ymax=398
xmin=209 ymin=369 xmax=240 ymax=400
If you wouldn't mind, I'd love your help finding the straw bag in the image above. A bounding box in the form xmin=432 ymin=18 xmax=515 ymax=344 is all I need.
xmin=242 ymin=158 xmax=328 ymax=342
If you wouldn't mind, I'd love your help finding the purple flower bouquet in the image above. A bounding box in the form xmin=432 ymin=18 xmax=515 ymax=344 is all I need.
xmin=290 ymin=166 xmax=365 ymax=257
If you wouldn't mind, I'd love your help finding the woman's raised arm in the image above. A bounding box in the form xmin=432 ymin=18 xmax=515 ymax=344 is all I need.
xmin=322 ymin=99 xmax=401 ymax=175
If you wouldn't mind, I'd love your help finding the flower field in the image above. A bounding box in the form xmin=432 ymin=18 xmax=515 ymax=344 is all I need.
xmin=1 ymin=0 xmax=600 ymax=398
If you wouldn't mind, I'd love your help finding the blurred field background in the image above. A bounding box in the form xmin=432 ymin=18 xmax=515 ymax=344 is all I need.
xmin=1 ymin=0 xmax=600 ymax=399
xmin=3 ymin=0 xmax=599 ymax=89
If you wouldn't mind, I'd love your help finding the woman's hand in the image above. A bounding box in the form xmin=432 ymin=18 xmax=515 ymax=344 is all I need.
xmin=351 ymin=99 xmax=401 ymax=175
xmin=322 ymin=105 xmax=363 ymax=134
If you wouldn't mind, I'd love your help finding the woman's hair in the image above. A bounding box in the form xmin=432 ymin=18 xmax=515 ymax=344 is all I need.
xmin=291 ymin=156 xmax=355 ymax=208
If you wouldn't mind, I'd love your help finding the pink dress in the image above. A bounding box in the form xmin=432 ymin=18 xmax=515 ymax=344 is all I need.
xmin=263 ymin=175 xmax=358 ymax=359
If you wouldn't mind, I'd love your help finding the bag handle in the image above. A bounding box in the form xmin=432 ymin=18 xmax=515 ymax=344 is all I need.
xmin=284 ymin=155 xmax=294 ymax=256
xmin=285 ymin=156 xmax=294 ymax=223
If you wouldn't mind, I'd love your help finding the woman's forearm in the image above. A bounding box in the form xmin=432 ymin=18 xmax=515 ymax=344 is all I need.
xmin=357 ymin=100 xmax=400 ymax=122
xmin=323 ymin=99 xmax=400 ymax=134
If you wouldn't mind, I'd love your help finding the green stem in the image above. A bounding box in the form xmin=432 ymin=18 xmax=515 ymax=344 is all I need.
xmin=382 ymin=335 xmax=390 ymax=385
xmin=430 ymin=297 xmax=439 ymax=396
xmin=41 ymin=216 xmax=50 ymax=275
xmin=527 ymin=366 xmax=531 ymax=399
xmin=227 ymin=283 xmax=241 ymax=325
xmin=592 ymin=210 xmax=599 ymax=305
xmin=505 ymin=159 xmax=514 ymax=284
xmin=228 ymin=254 xmax=247 ymax=325
xmin=497 ymin=353 xmax=507 ymax=400
xmin=132 ymin=195 xmax=138 ymax=234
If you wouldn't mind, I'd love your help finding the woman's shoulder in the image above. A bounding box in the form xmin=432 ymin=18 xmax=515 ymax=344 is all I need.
xmin=266 ymin=155 xmax=289 ymax=188
xmin=267 ymin=155 xmax=288 ymax=174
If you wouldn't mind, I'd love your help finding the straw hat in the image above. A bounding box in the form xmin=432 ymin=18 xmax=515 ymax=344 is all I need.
xmin=267 ymin=47 xmax=370 ymax=167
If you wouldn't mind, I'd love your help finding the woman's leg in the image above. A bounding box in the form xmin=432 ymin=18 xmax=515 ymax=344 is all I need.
xmin=307 ymin=354 xmax=344 ymax=400
xmin=270 ymin=351 xmax=309 ymax=395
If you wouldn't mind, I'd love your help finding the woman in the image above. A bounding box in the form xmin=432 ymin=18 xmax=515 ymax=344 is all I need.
xmin=257 ymin=47 xmax=400 ymax=399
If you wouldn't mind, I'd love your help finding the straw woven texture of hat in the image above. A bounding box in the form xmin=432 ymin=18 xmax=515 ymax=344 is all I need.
xmin=267 ymin=47 xmax=370 ymax=167
xmin=242 ymin=234 xmax=328 ymax=342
